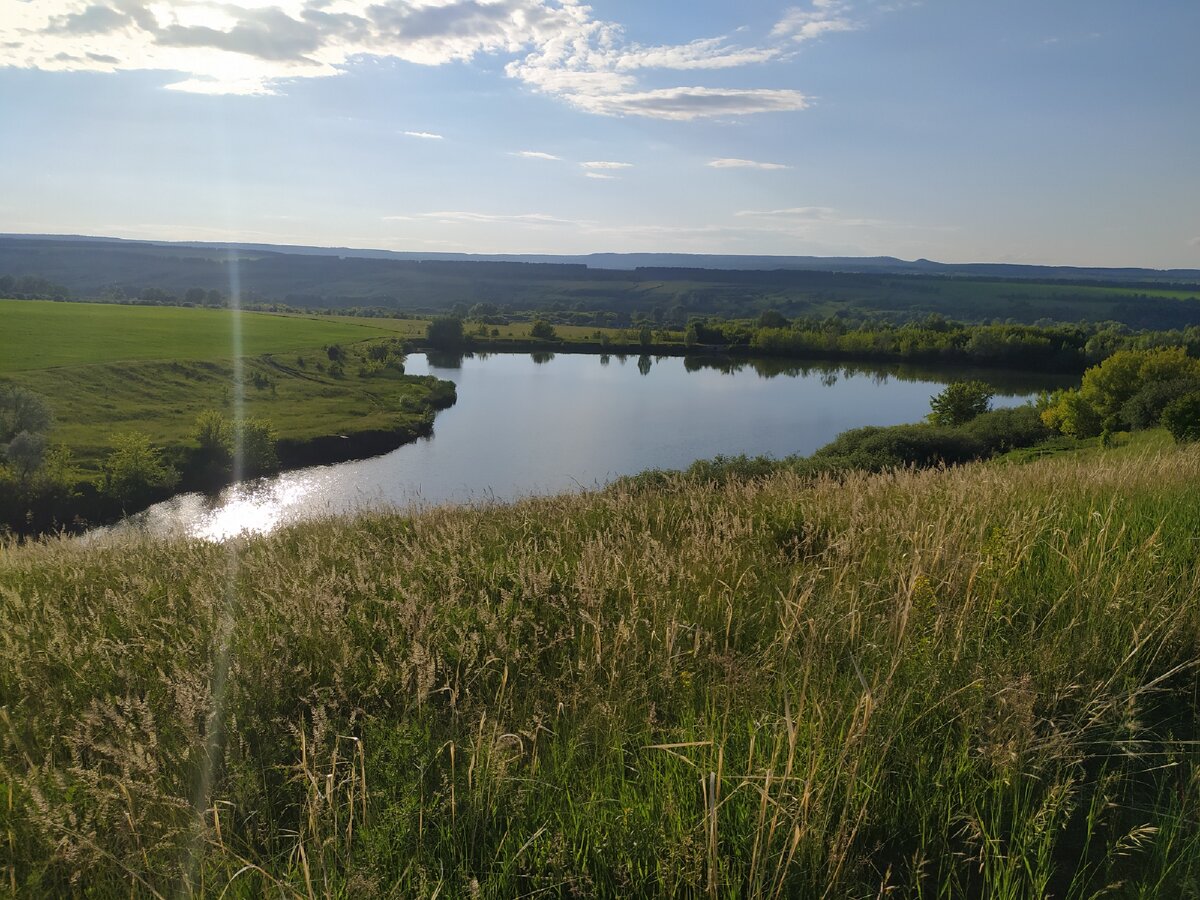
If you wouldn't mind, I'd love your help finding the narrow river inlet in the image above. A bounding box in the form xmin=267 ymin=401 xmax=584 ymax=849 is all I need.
xmin=110 ymin=352 xmax=1060 ymax=541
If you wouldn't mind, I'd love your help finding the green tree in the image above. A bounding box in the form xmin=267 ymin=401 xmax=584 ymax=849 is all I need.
xmin=5 ymin=431 xmax=46 ymax=478
xmin=530 ymin=319 xmax=556 ymax=340
xmin=0 ymin=385 xmax=53 ymax=443
xmin=1161 ymin=392 xmax=1200 ymax=443
xmin=239 ymin=420 xmax=280 ymax=477
xmin=192 ymin=411 xmax=279 ymax=479
xmin=928 ymin=381 xmax=994 ymax=427
xmin=1040 ymin=389 xmax=1103 ymax=438
xmin=1121 ymin=377 xmax=1200 ymax=429
xmin=427 ymin=316 xmax=465 ymax=349
xmin=102 ymin=432 xmax=179 ymax=507
xmin=1079 ymin=347 xmax=1200 ymax=426
xmin=194 ymin=409 xmax=233 ymax=463
xmin=0 ymin=444 xmax=77 ymax=534
xmin=758 ymin=309 xmax=789 ymax=329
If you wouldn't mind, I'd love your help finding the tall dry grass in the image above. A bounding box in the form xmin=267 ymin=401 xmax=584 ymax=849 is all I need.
xmin=1 ymin=441 xmax=1198 ymax=896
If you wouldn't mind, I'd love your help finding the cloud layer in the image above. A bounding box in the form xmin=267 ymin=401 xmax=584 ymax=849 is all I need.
xmin=0 ymin=0 xmax=850 ymax=118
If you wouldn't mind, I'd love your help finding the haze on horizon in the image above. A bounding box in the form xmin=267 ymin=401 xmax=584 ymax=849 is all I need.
xmin=0 ymin=0 xmax=1197 ymax=269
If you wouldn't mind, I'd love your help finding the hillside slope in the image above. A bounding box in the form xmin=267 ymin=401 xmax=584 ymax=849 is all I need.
xmin=6 ymin=237 xmax=1200 ymax=327
xmin=1 ymin=446 xmax=1198 ymax=896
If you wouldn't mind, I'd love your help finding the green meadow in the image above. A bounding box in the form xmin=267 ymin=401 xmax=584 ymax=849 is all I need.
xmin=0 ymin=300 xmax=451 ymax=474
xmin=0 ymin=300 xmax=397 ymax=373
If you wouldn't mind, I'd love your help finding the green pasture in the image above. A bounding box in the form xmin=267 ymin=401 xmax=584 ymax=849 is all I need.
xmin=0 ymin=300 xmax=394 ymax=373
xmin=0 ymin=300 xmax=450 ymax=473
xmin=9 ymin=351 xmax=443 ymax=472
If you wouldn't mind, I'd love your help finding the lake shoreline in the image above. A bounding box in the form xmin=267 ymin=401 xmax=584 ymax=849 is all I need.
xmin=30 ymin=382 xmax=458 ymax=540
xmin=93 ymin=352 xmax=1062 ymax=543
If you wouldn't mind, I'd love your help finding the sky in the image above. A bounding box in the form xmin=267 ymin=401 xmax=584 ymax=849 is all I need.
xmin=0 ymin=0 xmax=1197 ymax=268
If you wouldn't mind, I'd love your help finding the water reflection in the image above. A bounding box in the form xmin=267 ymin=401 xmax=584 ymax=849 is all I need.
xmin=425 ymin=350 xmax=467 ymax=368
xmin=677 ymin=355 xmax=1068 ymax=394
xmin=108 ymin=352 xmax=1066 ymax=543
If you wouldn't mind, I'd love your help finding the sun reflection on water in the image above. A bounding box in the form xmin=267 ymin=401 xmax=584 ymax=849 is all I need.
xmin=190 ymin=475 xmax=315 ymax=541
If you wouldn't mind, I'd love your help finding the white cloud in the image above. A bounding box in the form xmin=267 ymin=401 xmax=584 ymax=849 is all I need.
xmin=737 ymin=206 xmax=837 ymax=219
xmin=514 ymin=150 xmax=561 ymax=161
xmin=584 ymin=172 xmax=616 ymax=180
xmin=417 ymin=211 xmax=580 ymax=227
xmin=547 ymin=86 xmax=808 ymax=121
xmin=708 ymin=158 xmax=791 ymax=170
xmin=581 ymin=161 xmax=633 ymax=169
xmin=0 ymin=0 xmax=860 ymax=118
xmin=773 ymin=1 xmax=859 ymax=43
xmin=610 ymin=38 xmax=781 ymax=71
xmin=403 ymin=130 xmax=443 ymax=140
xmin=736 ymin=206 xmax=894 ymax=227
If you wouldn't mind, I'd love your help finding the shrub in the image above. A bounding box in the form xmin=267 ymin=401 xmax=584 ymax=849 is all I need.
xmin=239 ymin=420 xmax=280 ymax=476
xmin=1120 ymin=377 xmax=1200 ymax=430
xmin=1161 ymin=391 xmax=1200 ymax=443
xmin=684 ymin=454 xmax=788 ymax=485
xmin=962 ymin=405 xmax=1053 ymax=454
xmin=530 ymin=319 xmax=557 ymax=340
xmin=0 ymin=445 xmax=77 ymax=533
xmin=194 ymin=409 xmax=233 ymax=461
xmin=1040 ymin=389 xmax=1103 ymax=438
xmin=102 ymin=432 xmax=179 ymax=507
xmin=812 ymin=424 xmax=986 ymax=471
xmin=928 ymin=380 xmax=994 ymax=427
xmin=191 ymin=411 xmax=279 ymax=480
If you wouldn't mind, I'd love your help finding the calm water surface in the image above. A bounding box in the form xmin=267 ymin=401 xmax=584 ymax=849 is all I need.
xmin=113 ymin=353 xmax=1058 ymax=541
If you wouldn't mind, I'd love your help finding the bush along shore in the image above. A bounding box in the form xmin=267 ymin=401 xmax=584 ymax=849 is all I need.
xmin=0 ymin=371 xmax=457 ymax=537
xmin=0 ymin=435 xmax=1198 ymax=895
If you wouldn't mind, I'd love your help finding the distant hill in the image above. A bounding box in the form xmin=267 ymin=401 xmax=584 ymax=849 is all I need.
xmin=4 ymin=233 xmax=1199 ymax=281
xmin=2 ymin=233 xmax=1200 ymax=329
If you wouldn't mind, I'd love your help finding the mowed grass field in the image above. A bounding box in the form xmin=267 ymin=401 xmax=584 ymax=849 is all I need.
xmin=0 ymin=300 xmax=452 ymax=474
xmin=0 ymin=300 xmax=396 ymax=373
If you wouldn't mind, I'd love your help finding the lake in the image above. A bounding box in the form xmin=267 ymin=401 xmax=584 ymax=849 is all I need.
xmin=112 ymin=352 xmax=1062 ymax=541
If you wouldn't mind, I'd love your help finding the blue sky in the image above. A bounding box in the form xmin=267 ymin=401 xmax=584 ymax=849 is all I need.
xmin=1 ymin=0 xmax=1197 ymax=267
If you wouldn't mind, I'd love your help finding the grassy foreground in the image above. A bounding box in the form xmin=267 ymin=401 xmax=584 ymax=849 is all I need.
xmin=2 ymin=446 xmax=1200 ymax=896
